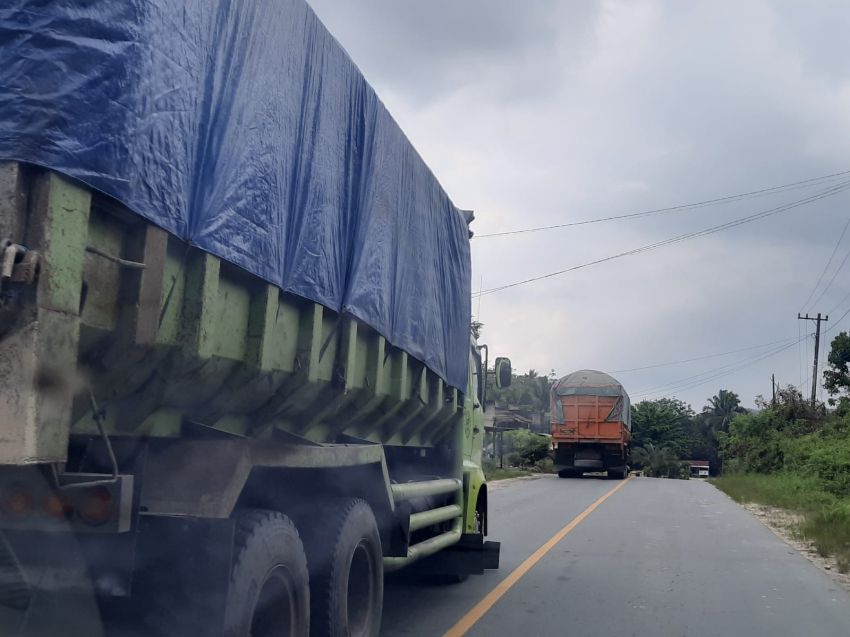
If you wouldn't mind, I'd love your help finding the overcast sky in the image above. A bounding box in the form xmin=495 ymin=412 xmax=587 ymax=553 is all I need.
xmin=308 ymin=0 xmax=850 ymax=410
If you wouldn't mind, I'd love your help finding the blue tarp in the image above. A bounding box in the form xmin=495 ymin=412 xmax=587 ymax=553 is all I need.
xmin=0 ymin=0 xmax=471 ymax=390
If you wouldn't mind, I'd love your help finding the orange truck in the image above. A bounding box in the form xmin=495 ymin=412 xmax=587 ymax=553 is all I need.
xmin=550 ymin=370 xmax=631 ymax=479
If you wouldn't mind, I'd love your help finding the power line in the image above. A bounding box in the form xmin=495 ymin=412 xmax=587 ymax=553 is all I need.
xmin=633 ymin=337 xmax=805 ymax=399
xmin=611 ymin=337 xmax=798 ymax=373
xmin=825 ymin=303 xmax=850 ymax=335
xmin=828 ymin=289 xmax=850 ymax=316
xmin=475 ymin=179 xmax=850 ymax=297
xmin=807 ymin=240 xmax=850 ymax=311
xmin=475 ymin=169 xmax=850 ymax=239
xmin=631 ymin=340 xmax=795 ymax=397
xmin=800 ymin=214 xmax=850 ymax=311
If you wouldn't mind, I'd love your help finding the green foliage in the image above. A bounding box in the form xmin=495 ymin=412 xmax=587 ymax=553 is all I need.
xmin=717 ymin=387 xmax=850 ymax=572
xmin=482 ymin=459 xmax=531 ymax=481
xmin=754 ymin=384 xmax=824 ymax=421
xmin=702 ymin=389 xmax=746 ymax=433
xmin=534 ymin=456 xmax=555 ymax=473
xmin=784 ymin=422 xmax=850 ymax=497
xmin=824 ymin=331 xmax=850 ymax=405
xmin=503 ymin=429 xmax=551 ymax=467
xmin=718 ymin=410 xmax=791 ymax=473
xmin=801 ymin=502 xmax=850 ymax=573
xmin=631 ymin=398 xmax=694 ymax=456
xmin=488 ymin=369 xmax=553 ymax=423
xmin=721 ymin=405 xmax=850 ymax=497
xmin=632 ymin=442 xmax=687 ymax=478
xmin=712 ymin=472 xmax=835 ymax=511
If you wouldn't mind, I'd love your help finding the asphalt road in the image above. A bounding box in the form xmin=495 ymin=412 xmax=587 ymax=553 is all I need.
xmin=381 ymin=475 xmax=850 ymax=637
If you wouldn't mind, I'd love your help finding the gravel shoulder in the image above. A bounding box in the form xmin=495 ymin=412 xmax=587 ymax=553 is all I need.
xmin=740 ymin=501 xmax=850 ymax=595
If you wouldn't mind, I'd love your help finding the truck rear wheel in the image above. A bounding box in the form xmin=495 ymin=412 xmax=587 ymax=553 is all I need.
xmin=305 ymin=499 xmax=383 ymax=637
xmin=224 ymin=510 xmax=310 ymax=637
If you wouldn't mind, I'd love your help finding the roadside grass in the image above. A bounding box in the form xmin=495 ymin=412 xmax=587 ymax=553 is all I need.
xmin=712 ymin=473 xmax=850 ymax=573
xmin=712 ymin=473 xmax=835 ymax=511
xmin=801 ymin=503 xmax=850 ymax=573
xmin=484 ymin=467 xmax=532 ymax=481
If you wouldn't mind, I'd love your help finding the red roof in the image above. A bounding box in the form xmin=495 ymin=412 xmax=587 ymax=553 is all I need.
xmin=687 ymin=460 xmax=710 ymax=467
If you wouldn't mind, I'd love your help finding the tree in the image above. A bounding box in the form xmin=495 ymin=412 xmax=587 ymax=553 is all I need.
xmin=719 ymin=409 xmax=792 ymax=473
xmin=702 ymin=389 xmax=746 ymax=433
xmin=755 ymin=384 xmax=824 ymax=423
xmin=687 ymin=389 xmax=747 ymax=474
xmin=525 ymin=374 xmax=551 ymax=427
xmin=632 ymin=443 xmax=683 ymax=478
xmin=824 ymin=331 xmax=850 ymax=404
xmin=631 ymin=398 xmax=694 ymax=456
xmin=490 ymin=370 xmax=551 ymax=426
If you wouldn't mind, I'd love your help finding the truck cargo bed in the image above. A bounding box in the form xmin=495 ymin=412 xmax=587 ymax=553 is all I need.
xmin=0 ymin=163 xmax=460 ymax=465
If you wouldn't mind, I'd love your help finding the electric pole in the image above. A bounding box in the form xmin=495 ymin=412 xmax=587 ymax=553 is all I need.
xmin=798 ymin=313 xmax=829 ymax=408
xmin=771 ymin=373 xmax=776 ymax=408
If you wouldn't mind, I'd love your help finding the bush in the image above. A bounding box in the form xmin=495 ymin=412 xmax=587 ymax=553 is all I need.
xmin=534 ymin=457 xmax=555 ymax=473
xmin=503 ymin=429 xmax=551 ymax=467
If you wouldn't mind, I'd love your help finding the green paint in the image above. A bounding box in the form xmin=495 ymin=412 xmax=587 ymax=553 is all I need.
xmin=34 ymin=173 xmax=91 ymax=315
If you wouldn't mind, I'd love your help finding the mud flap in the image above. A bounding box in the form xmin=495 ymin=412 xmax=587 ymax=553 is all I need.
xmin=133 ymin=515 xmax=234 ymax=637
xmin=408 ymin=533 xmax=500 ymax=576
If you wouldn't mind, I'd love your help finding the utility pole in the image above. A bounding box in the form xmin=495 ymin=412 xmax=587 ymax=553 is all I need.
xmin=771 ymin=373 xmax=776 ymax=408
xmin=798 ymin=313 xmax=829 ymax=408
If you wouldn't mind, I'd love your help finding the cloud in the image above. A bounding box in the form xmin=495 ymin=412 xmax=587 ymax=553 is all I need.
xmin=308 ymin=0 xmax=850 ymax=407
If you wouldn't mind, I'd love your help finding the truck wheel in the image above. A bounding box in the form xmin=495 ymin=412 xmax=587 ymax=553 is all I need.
xmin=306 ymin=499 xmax=383 ymax=637
xmin=224 ymin=510 xmax=310 ymax=637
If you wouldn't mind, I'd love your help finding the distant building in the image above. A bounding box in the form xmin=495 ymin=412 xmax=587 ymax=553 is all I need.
xmin=687 ymin=460 xmax=710 ymax=478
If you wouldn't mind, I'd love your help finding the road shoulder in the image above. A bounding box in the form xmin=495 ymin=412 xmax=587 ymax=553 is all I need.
xmin=724 ymin=496 xmax=850 ymax=595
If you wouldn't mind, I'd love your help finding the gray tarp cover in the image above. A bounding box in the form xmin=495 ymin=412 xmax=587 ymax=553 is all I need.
xmin=551 ymin=370 xmax=631 ymax=429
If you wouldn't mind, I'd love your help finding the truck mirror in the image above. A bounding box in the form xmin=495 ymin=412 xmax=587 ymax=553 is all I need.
xmin=495 ymin=357 xmax=512 ymax=388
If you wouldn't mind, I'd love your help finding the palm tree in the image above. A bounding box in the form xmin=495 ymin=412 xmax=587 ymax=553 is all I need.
xmin=703 ymin=389 xmax=745 ymax=433
xmin=526 ymin=375 xmax=551 ymax=428
xmin=632 ymin=442 xmax=678 ymax=477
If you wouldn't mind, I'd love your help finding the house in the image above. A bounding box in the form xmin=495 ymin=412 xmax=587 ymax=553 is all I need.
xmin=687 ymin=460 xmax=710 ymax=478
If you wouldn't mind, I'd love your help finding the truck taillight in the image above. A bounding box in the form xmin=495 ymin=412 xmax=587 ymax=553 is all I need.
xmin=77 ymin=487 xmax=113 ymax=526
xmin=44 ymin=493 xmax=71 ymax=519
xmin=2 ymin=485 xmax=33 ymax=517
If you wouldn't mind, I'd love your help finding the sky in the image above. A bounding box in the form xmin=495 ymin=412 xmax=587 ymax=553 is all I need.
xmin=308 ymin=0 xmax=850 ymax=410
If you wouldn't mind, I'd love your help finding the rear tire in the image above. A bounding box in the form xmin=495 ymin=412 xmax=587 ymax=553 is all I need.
xmin=224 ymin=510 xmax=311 ymax=637
xmin=305 ymin=499 xmax=383 ymax=637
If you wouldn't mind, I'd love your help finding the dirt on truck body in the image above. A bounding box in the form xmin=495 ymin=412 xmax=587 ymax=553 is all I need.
xmin=0 ymin=2 xmax=513 ymax=635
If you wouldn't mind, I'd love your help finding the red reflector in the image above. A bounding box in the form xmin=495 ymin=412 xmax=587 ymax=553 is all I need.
xmin=77 ymin=487 xmax=113 ymax=526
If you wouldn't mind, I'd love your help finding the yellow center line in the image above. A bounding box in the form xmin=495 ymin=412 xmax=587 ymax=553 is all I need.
xmin=442 ymin=477 xmax=632 ymax=637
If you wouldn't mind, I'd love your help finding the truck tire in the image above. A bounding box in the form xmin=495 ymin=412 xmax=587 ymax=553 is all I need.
xmin=305 ymin=499 xmax=383 ymax=637
xmin=223 ymin=510 xmax=311 ymax=637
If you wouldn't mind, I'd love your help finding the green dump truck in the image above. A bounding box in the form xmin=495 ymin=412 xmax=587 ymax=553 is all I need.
xmin=0 ymin=2 xmax=510 ymax=636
